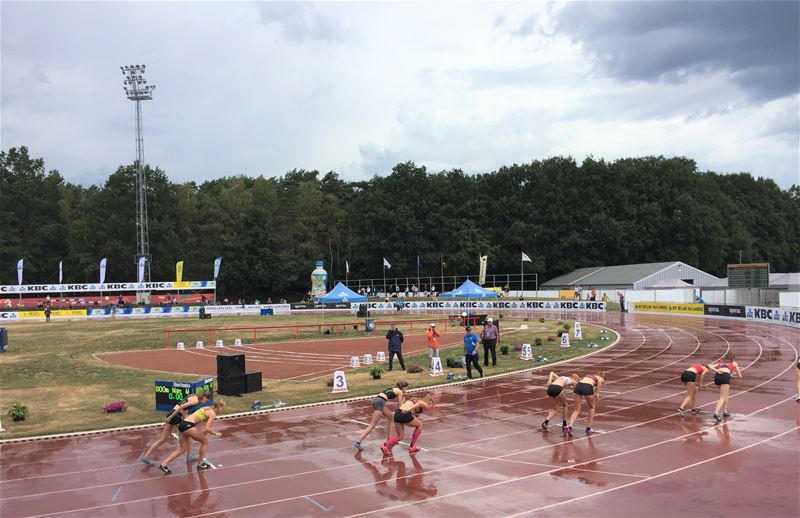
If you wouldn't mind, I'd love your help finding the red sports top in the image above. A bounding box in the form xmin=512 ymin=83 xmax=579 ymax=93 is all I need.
xmin=690 ymin=364 xmax=705 ymax=374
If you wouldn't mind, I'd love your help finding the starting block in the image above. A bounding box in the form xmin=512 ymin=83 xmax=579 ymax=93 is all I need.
xmin=363 ymin=353 xmax=373 ymax=365
xmin=195 ymin=341 xmax=204 ymax=349
xmin=176 ymin=342 xmax=185 ymax=350
xmin=234 ymin=338 xmax=242 ymax=346
xmin=350 ymin=356 xmax=361 ymax=368
xmin=520 ymin=343 xmax=533 ymax=360
xmin=215 ymin=339 xmax=224 ymax=348
xmin=376 ymin=351 xmax=386 ymax=362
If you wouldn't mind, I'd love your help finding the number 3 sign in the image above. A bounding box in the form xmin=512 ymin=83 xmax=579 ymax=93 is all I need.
xmin=331 ymin=370 xmax=349 ymax=393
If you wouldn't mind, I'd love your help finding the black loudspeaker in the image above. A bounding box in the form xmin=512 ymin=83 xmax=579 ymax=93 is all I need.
xmin=217 ymin=374 xmax=247 ymax=396
xmin=357 ymin=305 xmax=368 ymax=317
xmin=217 ymin=354 xmax=245 ymax=377
xmin=245 ymin=371 xmax=263 ymax=393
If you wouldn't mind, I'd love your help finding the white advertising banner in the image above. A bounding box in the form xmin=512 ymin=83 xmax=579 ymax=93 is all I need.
xmin=0 ymin=281 xmax=216 ymax=294
xmin=745 ymin=306 xmax=800 ymax=327
xmin=354 ymin=300 xmax=607 ymax=312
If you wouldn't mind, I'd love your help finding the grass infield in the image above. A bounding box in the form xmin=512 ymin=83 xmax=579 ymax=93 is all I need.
xmin=0 ymin=313 xmax=614 ymax=438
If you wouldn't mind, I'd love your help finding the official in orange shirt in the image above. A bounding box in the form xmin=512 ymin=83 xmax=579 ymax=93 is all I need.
xmin=426 ymin=323 xmax=442 ymax=358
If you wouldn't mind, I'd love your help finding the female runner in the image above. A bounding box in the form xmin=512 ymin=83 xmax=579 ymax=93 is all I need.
xmin=355 ymin=381 xmax=409 ymax=450
xmin=541 ymin=372 xmax=580 ymax=431
xmin=141 ymin=390 xmax=211 ymax=464
xmin=795 ymin=357 xmax=800 ymax=401
xmin=678 ymin=363 xmax=711 ymax=415
xmin=566 ymin=373 xmax=606 ymax=436
xmin=381 ymin=394 xmax=435 ymax=455
xmin=159 ymin=399 xmax=225 ymax=474
xmin=711 ymin=355 xmax=742 ymax=422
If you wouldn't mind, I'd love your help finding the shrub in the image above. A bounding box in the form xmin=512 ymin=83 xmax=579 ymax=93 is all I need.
xmin=499 ymin=344 xmax=509 ymax=355
xmin=562 ymin=323 xmax=571 ymax=331
xmin=539 ymin=317 xmax=545 ymax=323
xmin=534 ymin=337 xmax=543 ymax=347
xmin=7 ymin=402 xmax=28 ymax=421
xmin=326 ymin=377 xmax=335 ymax=387
xmin=370 ymin=365 xmax=384 ymax=376
xmin=406 ymin=364 xmax=424 ymax=373
xmin=513 ymin=344 xmax=523 ymax=351
xmin=547 ymin=335 xmax=556 ymax=342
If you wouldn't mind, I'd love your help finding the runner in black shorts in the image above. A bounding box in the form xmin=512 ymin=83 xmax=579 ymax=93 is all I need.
xmin=567 ymin=373 xmax=606 ymax=436
xmin=678 ymin=363 xmax=711 ymax=415
xmin=710 ymin=355 xmax=742 ymax=422
xmin=541 ymin=372 xmax=580 ymax=432
xmin=381 ymin=394 xmax=435 ymax=455
xmin=140 ymin=390 xmax=211 ymax=465
xmin=354 ymin=381 xmax=408 ymax=450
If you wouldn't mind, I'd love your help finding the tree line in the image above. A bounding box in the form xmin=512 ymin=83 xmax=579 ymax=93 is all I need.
xmin=1 ymin=146 xmax=798 ymax=299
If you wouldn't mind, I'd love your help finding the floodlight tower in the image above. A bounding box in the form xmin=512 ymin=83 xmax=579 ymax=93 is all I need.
xmin=121 ymin=64 xmax=155 ymax=282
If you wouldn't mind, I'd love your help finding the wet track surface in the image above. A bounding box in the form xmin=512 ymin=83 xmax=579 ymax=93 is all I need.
xmin=1 ymin=313 xmax=798 ymax=517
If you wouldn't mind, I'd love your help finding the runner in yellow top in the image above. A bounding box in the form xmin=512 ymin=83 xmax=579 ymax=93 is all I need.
xmin=159 ymin=399 xmax=225 ymax=474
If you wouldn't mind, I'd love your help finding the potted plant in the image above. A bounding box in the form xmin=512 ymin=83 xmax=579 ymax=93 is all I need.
xmin=500 ymin=344 xmax=509 ymax=355
xmin=534 ymin=337 xmax=543 ymax=347
xmin=8 ymin=402 xmax=28 ymax=422
xmin=539 ymin=317 xmax=545 ymax=323
xmin=370 ymin=365 xmax=384 ymax=380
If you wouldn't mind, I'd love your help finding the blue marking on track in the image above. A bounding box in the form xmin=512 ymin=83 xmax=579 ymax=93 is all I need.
xmin=110 ymin=464 xmax=137 ymax=502
xmin=304 ymin=495 xmax=334 ymax=511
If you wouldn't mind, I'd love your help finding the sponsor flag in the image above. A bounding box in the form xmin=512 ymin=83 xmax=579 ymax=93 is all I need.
xmin=383 ymin=258 xmax=391 ymax=269
xmin=345 ymin=260 xmax=350 ymax=274
xmin=479 ymin=255 xmax=488 ymax=285
xmin=137 ymin=257 xmax=147 ymax=283
xmin=58 ymin=260 xmax=63 ymax=284
xmin=213 ymin=257 xmax=222 ymax=279
xmin=99 ymin=258 xmax=107 ymax=285
xmin=17 ymin=259 xmax=23 ymax=285
xmin=521 ymin=252 xmax=532 ymax=263
xmin=176 ymin=261 xmax=184 ymax=283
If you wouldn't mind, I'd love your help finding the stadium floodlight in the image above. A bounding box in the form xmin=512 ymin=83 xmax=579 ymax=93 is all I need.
xmin=120 ymin=64 xmax=156 ymax=282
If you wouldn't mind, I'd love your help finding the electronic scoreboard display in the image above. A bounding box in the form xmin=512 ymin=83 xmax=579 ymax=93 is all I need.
xmin=154 ymin=376 xmax=214 ymax=412
xmin=727 ymin=263 xmax=770 ymax=289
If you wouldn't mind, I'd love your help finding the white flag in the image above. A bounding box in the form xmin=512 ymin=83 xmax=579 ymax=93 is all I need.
xmin=479 ymin=255 xmax=488 ymax=285
xmin=521 ymin=252 xmax=532 ymax=263
xmin=58 ymin=261 xmax=63 ymax=284
xmin=137 ymin=256 xmax=147 ymax=283
xmin=345 ymin=260 xmax=350 ymax=274
xmin=99 ymin=258 xmax=107 ymax=285
xmin=213 ymin=257 xmax=222 ymax=279
xmin=17 ymin=259 xmax=23 ymax=285
xmin=383 ymin=258 xmax=391 ymax=269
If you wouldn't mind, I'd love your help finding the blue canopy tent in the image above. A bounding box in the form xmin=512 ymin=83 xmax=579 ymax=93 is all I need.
xmin=317 ymin=282 xmax=367 ymax=303
xmin=438 ymin=279 xmax=498 ymax=298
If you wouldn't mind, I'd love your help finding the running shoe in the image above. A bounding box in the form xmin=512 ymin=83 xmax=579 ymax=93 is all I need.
xmin=354 ymin=441 xmax=363 ymax=451
xmin=795 ymin=394 xmax=800 ymax=401
xmin=585 ymin=427 xmax=592 ymax=434
xmin=541 ymin=422 xmax=549 ymax=431
xmin=408 ymin=446 xmax=421 ymax=453
xmin=566 ymin=426 xmax=573 ymax=437
xmin=690 ymin=408 xmax=701 ymax=413
xmin=713 ymin=414 xmax=722 ymax=422
xmin=197 ymin=462 xmax=212 ymax=471
xmin=158 ymin=464 xmax=172 ymax=475
xmin=139 ymin=455 xmax=153 ymax=465
xmin=677 ymin=407 xmax=686 ymax=416
xmin=380 ymin=443 xmax=391 ymax=456
xmin=722 ymin=411 xmax=731 ymax=417
xmin=185 ymin=455 xmax=199 ymax=462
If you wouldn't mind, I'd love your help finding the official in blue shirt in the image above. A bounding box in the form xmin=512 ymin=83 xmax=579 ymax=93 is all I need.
xmin=463 ymin=327 xmax=484 ymax=379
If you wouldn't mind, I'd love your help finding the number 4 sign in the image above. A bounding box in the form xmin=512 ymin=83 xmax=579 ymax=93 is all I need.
xmin=331 ymin=370 xmax=348 ymax=393
xmin=430 ymin=356 xmax=443 ymax=376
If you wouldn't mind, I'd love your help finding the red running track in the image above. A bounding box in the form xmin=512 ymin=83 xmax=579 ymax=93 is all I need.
xmin=1 ymin=313 xmax=798 ymax=517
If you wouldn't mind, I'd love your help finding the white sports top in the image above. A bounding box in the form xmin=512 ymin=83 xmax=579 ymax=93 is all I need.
xmin=558 ymin=376 xmax=574 ymax=386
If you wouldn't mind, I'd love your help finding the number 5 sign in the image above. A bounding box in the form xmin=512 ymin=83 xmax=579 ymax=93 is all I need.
xmin=331 ymin=370 xmax=349 ymax=393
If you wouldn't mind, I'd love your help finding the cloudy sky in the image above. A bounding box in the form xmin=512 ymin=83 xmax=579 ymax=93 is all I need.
xmin=2 ymin=1 xmax=798 ymax=187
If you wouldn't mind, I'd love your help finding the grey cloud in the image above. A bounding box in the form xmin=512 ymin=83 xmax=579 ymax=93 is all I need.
xmin=555 ymin=1 xmax=800 ymax=102
xmin=255 ymin=2 xmax=342 ymax=43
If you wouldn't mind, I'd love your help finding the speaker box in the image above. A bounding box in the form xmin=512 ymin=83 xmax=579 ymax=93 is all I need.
xmin=217 ymin=374 xmax=247 ymax=396
xmin=245 ymin=371 xmax=263 ymax=393
xmin=217 ymin=354 xmax=245 ymax=377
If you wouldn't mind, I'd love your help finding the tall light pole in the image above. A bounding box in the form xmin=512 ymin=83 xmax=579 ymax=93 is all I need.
xmin=121 ymin=64 xmax=155 ymax=282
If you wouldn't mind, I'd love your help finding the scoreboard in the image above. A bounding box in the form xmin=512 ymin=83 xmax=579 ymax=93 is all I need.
xmin=154 ymin=376 xmax=214 ymax=412
xmin=727 ymin=263 xmax=770 ymax=289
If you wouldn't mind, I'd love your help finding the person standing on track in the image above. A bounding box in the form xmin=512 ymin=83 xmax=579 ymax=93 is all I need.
xmin=426 ymin=323 xmax=442 ymax=358
xmin=355 ymin=381 xmax=409 ymax=450
xmin=566 ymin=373 xmax=605 ymax=436
xmin=386 ymin=323 xmax=405 ymax=371
xmin=463 ymin=326 xmax=483 ymax=379
xmin=381 ymin=394 xmax=435 ymax=455
xmin=710 ymin=354 xmax=742 ymax=422
xmin=481 ymin=317 xmax=499 ymax=367
xmin=678 ymin=363 xmax=711 ymax=415
xmin=542 ymin=372 xmax=580 ymax=431
xmin=141 ymin=390 xmax=211 ymax=465
xmin=795 ymin=358 xmax=800 ymax=401
xmin=159 ymin=399 xmax=225 ymax=474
